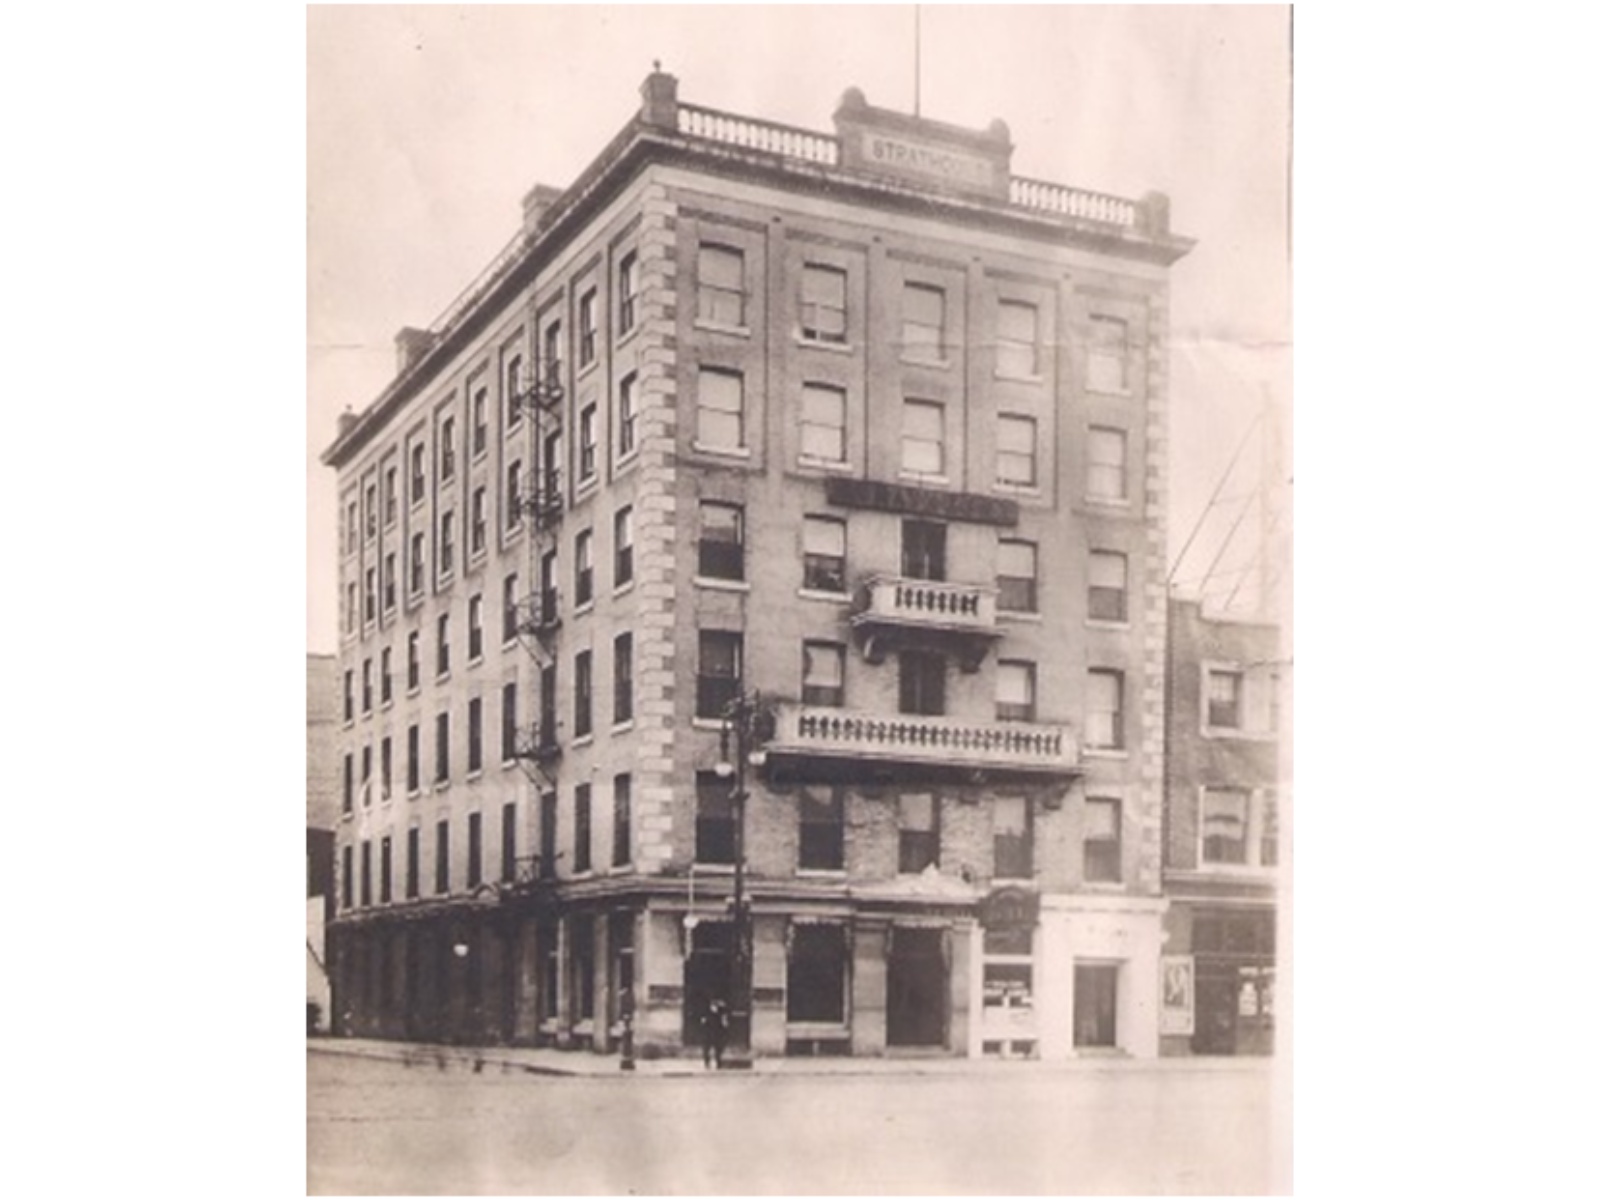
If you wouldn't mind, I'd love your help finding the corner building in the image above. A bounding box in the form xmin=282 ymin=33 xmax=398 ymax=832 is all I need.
xmin=323 ymin=72 xmax=1192 ymax=1060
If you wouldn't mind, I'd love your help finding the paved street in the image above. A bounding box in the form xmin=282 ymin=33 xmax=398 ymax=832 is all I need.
xmin=308 ymin=1051 xmax=1285 ymax=1195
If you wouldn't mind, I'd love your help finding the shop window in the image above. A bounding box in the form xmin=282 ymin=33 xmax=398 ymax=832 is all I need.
xmin=787 ymin=924 xmax=848 ymax=1023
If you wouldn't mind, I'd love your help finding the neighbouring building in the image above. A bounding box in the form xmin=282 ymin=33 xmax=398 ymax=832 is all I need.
xmin=308 ymin=653 xmax=340 ymax=1032
xmin=321 ymin=70 xmax=1192 ymax=1060
xmin=1159 ymin=598 xmax=1286 ymax=1055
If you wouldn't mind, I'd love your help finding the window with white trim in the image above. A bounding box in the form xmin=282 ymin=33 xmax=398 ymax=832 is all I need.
xmin=1087 ymin=426 xmax=1127 ymax=501
xmin=996 ymin=414 xmax=1037 ymax=487
xmin=800 ymin=264 xmax=847 ymax=344
xmin=696 ymin=368 xmax=744 ymax=451
xmin=1087 ymin=315 xmax=1129 ymax=393
xmin=902 ymin=283 xmax=945 ymax=362
xmin=901 ymin=398 xmax=945 ymax=476
xmin=997 ymin=300 xmax=1039 ymax=377
xmin=1088 ymin=551 xmax=1128 ymax=622
xmin=800 ymin=383 xmax=846 ymax=464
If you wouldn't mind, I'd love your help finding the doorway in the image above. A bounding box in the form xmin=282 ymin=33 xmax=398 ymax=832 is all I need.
xmin=1073 ymin=963 xmax=1119 ymax=1049
xmin=682 ymin=920 xmax=732 ymax=1047
xmin=886 ymin=927 xmax=947 ymax=1047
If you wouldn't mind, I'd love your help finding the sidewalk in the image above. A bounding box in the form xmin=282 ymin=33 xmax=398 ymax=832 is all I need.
xmin=308 ymin=1036 xmax=1269 ymax=1079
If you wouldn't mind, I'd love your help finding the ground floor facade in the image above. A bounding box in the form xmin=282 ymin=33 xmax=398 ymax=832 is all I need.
xmin=327 ymin=882 xmax=1169 ymax=1060
xmin=1157 ymin=889 xmax=1277 ymax=1057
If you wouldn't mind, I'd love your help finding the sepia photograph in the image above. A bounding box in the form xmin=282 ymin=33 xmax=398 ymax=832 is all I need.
xmin=305 ymin=5 xmax=1292 ymax=1193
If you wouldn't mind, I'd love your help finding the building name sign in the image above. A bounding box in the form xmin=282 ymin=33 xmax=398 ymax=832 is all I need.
xmin=978 ymin=886 xmax=1040 ymax=931
xmin=826 ymin=477 xmax=1019 ymax=527
xmin=859 ymin=131 xmax=998 ymax=191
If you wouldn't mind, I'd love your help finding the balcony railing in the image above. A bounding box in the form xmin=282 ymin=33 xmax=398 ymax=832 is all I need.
xmin=768 ymin=704 xmax=1078 ymax=774
xmin=852 ymin=575 xmax=999 ymax=635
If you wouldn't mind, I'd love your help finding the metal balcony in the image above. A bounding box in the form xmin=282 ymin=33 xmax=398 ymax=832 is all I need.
xmin=765 ymin=703 xmax=1079 ymax=778
xmin=851 ymin=575 xmax=1001 ymax=670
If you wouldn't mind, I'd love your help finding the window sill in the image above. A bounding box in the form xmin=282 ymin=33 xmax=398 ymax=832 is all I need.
xmin=1080 ymin=880 xmax=1127 ymax=892
xmin=466 ymin=769 xmax=483 ymax=783
xmin=1086 ymin=618 xmax=1131 ymax=631
xmin=501 ymin=757 xmax=520 ymax=771
xmin=692 ymin=717 xmax=729 ymax=732
xmin=617 ymin=324 xmax=641 ymax=351
xmin=1086 ymin=385 xmax=1133 ymax=399
xmin=1085 ymin=496 xmax=1132 ymax=509
xmin=998 ymin=609 xmax=1042 ymax=623
xmin=577 ymin=359 xmax=599 ymax=383
xmin=573 ymin=600 xmax=595 ymax=618
xmin=694 ymin=576 xmax=750 ymax=593
xmin=575 ymin=475 xmax=599 ymax=498
xmin=692 ymin=441 xmax=752 ymax=460
xmin=572 ymin=733 xmax=595 ymax=749
xmin=407 ymin=686 xmax=421 ymax=700
xmin=994 ymin=482 xmax=1042 ymax=497
xmin=1193 ymin=863 xmax=1279 ymax=878
xmin=608 ymin=862 xmax=635 ymax=877
xmin=611 ymin=720 xmax=635 ymax=736
xmin=434 ymin=780 xmax=451 ymax=793
xmin=615 ymin=449 xmax=640 ymax=472
xmin=798 ymin=588 xmax=851 ymax=605
xmin=467 ymin=654 xmax=484 ymax=670
xmin=994 ymin=370 xmax=1045 ymax=386
xmin=1082 ymin=747 xmax=1129 ymax=760
xmin=795 ymin=336 xmax=853 ymax=355
xmin=691 ymin=862 xmax=736 ymax=874
xmin=898 ymin=471 xmax=950 ymax=487
xmin=796 ymin=868 xmax=847 ymax=879
xmin=380 ymin=698 xmax=394 ymax=711
xmin=900 ymin=355 xmax=952 ymax=371
xmin=1201 ymin=727 xmax=1277 ymax=743
xmin=407 ymin=788 xmax=421 ymax=800
xmin=695 ymin=318 xmax=751 ymax=338
xmin=613 ymin=580 xmax=636 ymax=600
xmin=797 ymin=455 xmax=854 ymax=473
xmin=436 ymin=671 xmax=452 ymax=685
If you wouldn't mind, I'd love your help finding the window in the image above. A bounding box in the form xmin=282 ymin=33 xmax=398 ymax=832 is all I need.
xmin=345 ymin=582 xmax=357 ymax=633
xmin=409 ymin=532 xmax=425 ymax=594
xmin=380 ymin=736 xmax=392 ymax=800
xmin=341 ymin=844 xmax=353 ymax=910
xmin=1207 ymin=669 xmax=1243 ymax=729
xmin=800 ymin=264 xmax=847 ymax=343
xmin=361 ymin=659 xmax=373 ymax=712
xmin=342 ymin=753 xmax=353 ymax=814
xmin=996 ymin=414 xmax=1038 ymax=487
xmin=695 ymin=771 xmax=736 ymax=864
xmin=471 ymin=384 xmax=488 ymax=457
xmin=439 ymin=511 xmax=455 ymax=577
xmin=902 ymin=519 xmax=946 ymax=582
xmin=1086 ymin=669 xmax=1125 ymax=749
xmin=467 ymin=811 xmax=482 ymax=888
xmin=696 ymin=367 xmax=744 ymax=451
xmin=436 ymin=613 xmax=450 ymax=677
xmin=574 ymin=529 xmax=593 ymax=607
xmin=410 ymin=444 xmax=426 ymax=505
xmin=539 ymin=791 xmax=558 ymax=878
xmin=501 ymin=681 xmax=518 ymax=763
xmin=799 ymin=787 xmax=844 ymax=871
xmin=997 ymin=539 xmax=1037 ymax=613
xmin=468 ymin=594 xmax=483 ymax=661
xmin=800 ymin=383 xmax=846 ymax=463
xmin=1201 ymin=788 xmax=1280 ymax=868
xmin=579 ymin=404 xmax=597 ymax=482
xmin=342 ymin=670 xmax=354 ymax=722
xmin=802 ymin=642 xmax=845 ymax=707
xmin=902 ymin=283 xmax=945 ymax=361
xmin=382 ymin=553 xmax=396 ymax=611
xmin=363 ymin=568 xmax=376 ymax=623
xmin=360 ymin=840 xmax=372 ymax=907
xmin=380 ymin=835 xmax=393 ymax=903
xmin=439 ymin=416 xmax=457 ymax=481
xmin=614 ymin=633 xmax=633 ymax=724
xmin=538 ymin=665 xmax=558 ymax=752
xmin=898 ymin=793 xmax=939 ymax=874
xmin=617 ymin=373 xmax=637 ymax=459
xmin=1088 ymin=315 xmax=1129 ymax=393
xmin=364 ymin=482 xmax=377 ymax=540
xmin=787 ymin=923 xmax=848 ymax=1023
xmin=435 ymin=711 xmax=450 ymax=782
xmin=1084 ymin=797 xmax=1122 ymax=882
xmin=614 ymin=507 xmax=634 ymax=587
xmin=997 ymin=300 xmax=1039 ymax=377
xmin=406 ymin=723 xmax=420 ymax=793
xmin=698 ymin=244 xmax=745 ymax=326
xmin=505 ymin=353 xmax=524 ymax=431
xmin=543 ymin=321 xmax=562 ymax=385
xmin=618 ymin=251 xmax=638 ymax=334
xmin=579 ymin=289 xmax=597 ymax=366
xmin=505 ymin=461 xmax=522 ymax=531
xmin=901 ymin=398 xmax=945 ymax=476
xmin=380 ymin=648 xmax=392 ymax=704
xmin=1087 ymin=426 xmax=1128 ymax=501
xmin=502 ymin=574 xmax=518 ymax=643
xmin=993 ymin=796 xmax=1033 ymax=879
xmin=540 ymin=431 xmax=563 ymax=514
xmin=612 ymin=774 xmax=632 ymax=867
xmin=996 ymin=660 xmax=1036 ymax=722
xmin=574 ymin=784 xmax=592 ymax=872
xmin=803 ymin=516 xmax=846 ymax=593
xmin=435 ymin=820 xmax=450 ymax=894
xmin=698 ymin=502 xmax=744 ymax=580
xmin=539 ymin=550 xmax=559 ymax=627
xmin=697 ymin=631 xmax=742 ymax=719
xmin=1089 ymin=551 xmax=1128 ymax=622
xmin=345 ymin=500 xmax=358 ymax=553
xmin=574 ymin=650 xmax=593 ymax=739
xmin=467 ymin=696 xmax=483 ymax=773
xmin=899 ymin=650 xmax=946 ymax=716
xmin=383 ymin=466 xmax=398 ymax=525
xmin=501 ymin=802 xmax=518 ymax=882
xmin=361 ymin=744 xmax=372 ymax=805
xmin=406 ymin=631 xmax=420 ymax=691
xmin=406 ymin=827 xmax=420 ymax=899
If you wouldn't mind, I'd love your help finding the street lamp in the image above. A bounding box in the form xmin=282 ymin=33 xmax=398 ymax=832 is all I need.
xmin=713 ymin=690 xmax=772 ymax=1070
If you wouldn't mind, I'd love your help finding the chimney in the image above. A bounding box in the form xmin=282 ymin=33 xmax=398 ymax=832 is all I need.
xmin=394 ymin=326 xmax=437 ymax=374
xmin=521 ymin=184 xmax=564 ymax=235
xmin=336 ymin=406 xmax=358 ymax=437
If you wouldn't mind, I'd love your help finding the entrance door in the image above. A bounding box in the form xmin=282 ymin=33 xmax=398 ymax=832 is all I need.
xmin=682 ymin=920 xmax=732 ymax=1047
xmin=886 ymin=927 xmax=947 ymax=1047
xmin=1073 ymin=963 xmax=1118 ymax=1048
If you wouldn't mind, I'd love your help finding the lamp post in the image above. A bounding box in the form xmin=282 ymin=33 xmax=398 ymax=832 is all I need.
xmin=713 ymin=690 xmax=771 ymax=1069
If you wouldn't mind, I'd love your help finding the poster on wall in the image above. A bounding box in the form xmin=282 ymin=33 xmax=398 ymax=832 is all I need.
xmin=1160 ymin=955 xmax=1195 ymax=1036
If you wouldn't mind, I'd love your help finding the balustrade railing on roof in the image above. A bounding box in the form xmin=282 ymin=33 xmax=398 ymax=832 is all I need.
xmin=1009 ymin=176 xmax=1138 ymax=226
xmin=678 ymin=103 xmax=840 ymax=165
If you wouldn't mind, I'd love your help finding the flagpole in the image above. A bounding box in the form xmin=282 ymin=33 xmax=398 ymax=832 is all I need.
xmin=914 ymin=5 xmax=922 ymax=117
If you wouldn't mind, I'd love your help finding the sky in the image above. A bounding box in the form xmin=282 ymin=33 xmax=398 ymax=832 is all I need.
xmin=307 ymin=4 xmax=1292 ymax=652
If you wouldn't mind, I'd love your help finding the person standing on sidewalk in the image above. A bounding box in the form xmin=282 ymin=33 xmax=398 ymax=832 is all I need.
xmin=701 ymin=998 xmax=729 ymax=1069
